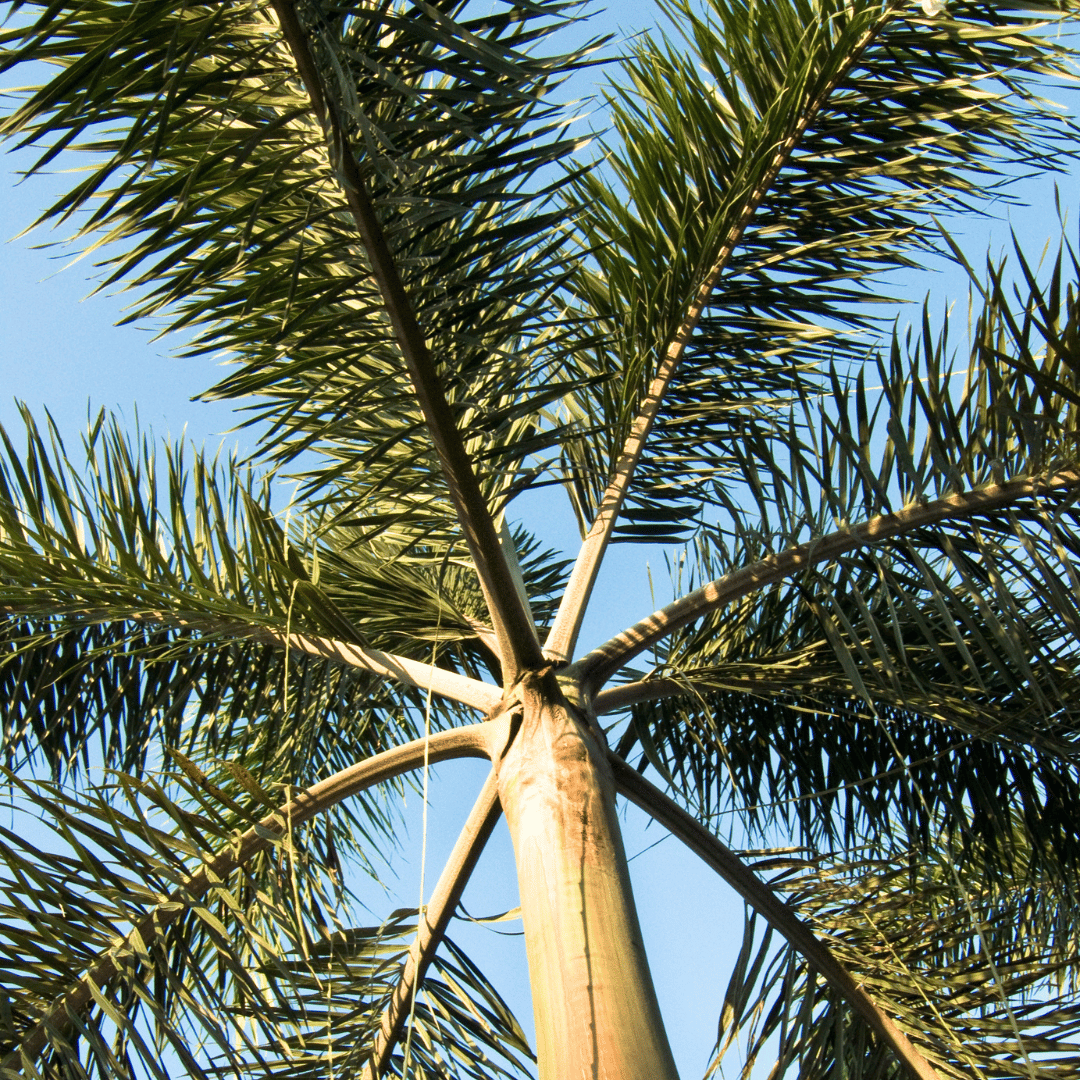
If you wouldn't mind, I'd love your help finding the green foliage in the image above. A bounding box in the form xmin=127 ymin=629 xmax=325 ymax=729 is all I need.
xmin=3 ymin=0 xmax=1080 ymax=1077
xmin=713 ymin=842 xmax=1080 ymax=1080
xmin=625 ymin=241 xmax=1080 ymax=868
xmin=557 ymin=0 xmax=1080 ymax=537
xmin=0 ymin=769 xmax=529 ymax=1080
xmin=0 ymin=0 xmax=603 ymax=539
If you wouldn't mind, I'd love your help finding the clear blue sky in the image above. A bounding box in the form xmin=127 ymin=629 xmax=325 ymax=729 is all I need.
xmin=1 ymin=2 xmax=1076 ymax=1076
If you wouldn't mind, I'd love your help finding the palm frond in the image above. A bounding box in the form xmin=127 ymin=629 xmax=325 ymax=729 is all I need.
xmin=592 ymin=233 xmax=1080 ymax=883
xmin=554 ymin=0 xmax=1080 ymax=541
xmin=0 ymin=757 xmax=525 ymax=1080
xmin=0 ymin=765 xmax=349 ymax=1080
xmin=0 ymin=0 xmax=603 ymax=542
xmin=607 ymin=482 xmax=1080 ymax=879
xmin=224 ymin=912 xmax=533 ymax=1080
xmin=0 ymin=407 xmax=505 ymax=781
xmin=711 ymin=842 xmax=1080 ymax=1080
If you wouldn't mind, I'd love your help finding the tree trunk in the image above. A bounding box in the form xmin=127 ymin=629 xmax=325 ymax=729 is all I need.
xmin=495 ymin=668 xmax=680 ymax=1080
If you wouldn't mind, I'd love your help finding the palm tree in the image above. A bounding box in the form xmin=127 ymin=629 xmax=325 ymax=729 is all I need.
xmin=4 ymin=0 xmax=1080 ymax=1077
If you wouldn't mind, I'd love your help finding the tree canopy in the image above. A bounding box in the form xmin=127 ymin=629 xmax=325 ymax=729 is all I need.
xmin=3 ymin=0 xmax=1080 ymax=1078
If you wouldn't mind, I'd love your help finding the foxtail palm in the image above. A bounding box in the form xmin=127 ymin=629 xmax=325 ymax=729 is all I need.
xmin=4 ymin=1 xmax=1080 ymax=1078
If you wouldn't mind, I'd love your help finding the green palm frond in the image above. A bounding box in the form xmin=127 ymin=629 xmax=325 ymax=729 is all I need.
xmin=620 ymin=521 xmax=1080 ymax=878
xmin=598 ymin=227 xmax=1080 ymax=880
xmin=1 ymin=613 xmax=410 ymax=788
xmin=0 ymin=0 xmax=602 ymax=537
xmin=0 ymin=765 xmax=528 ymax=1080
xmin=0 ymin=766 xmax=343 ymax=1080
xmin=308 ymin=520 xmax=570 ymax=662
xmin=0 ymin=406 xmax=337 ymax=639
xmin=773 ymin=231 xmax=1080 ymax=539
xmin=625 ymin=672 xmax=1080 ymax=885
xmin=228 ymin=913 xmax=533 ymax=1080
xmin=711 ymin=841 xmax=1080 ymax=1080
xmin=555 ymin=0 xmax=1080 ymax=539
xmin=0 ymin=407 xmax=500 ymax=781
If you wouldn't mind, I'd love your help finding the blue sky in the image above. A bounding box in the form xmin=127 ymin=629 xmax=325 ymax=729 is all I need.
xmin=2 ymin=2 xmax=1079 ymax=1076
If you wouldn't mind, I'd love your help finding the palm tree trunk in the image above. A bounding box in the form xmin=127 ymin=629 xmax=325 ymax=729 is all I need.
xmin=495 ymin=668 xmax=680 ymax=1080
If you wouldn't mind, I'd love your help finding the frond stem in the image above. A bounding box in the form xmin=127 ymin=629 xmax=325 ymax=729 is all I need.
xmin=544 ymin=7 xmax=893 ymax=664
xmin=270 ymin=0 xmax=542 ymax=680
xmin=594 ymin=678 xmax=686 ymax=714
xmin=576 ymin=468 xmax=1080 ymax=690
xmin=274 ymin=630 xmax=503 ymax=714
xmin=609 ymin=754 xmax=943 ymax=1080
xmin=364 ymin=772 xmax=502 ymax=1080
xmin=4 ymin=723 xmax=500 ymax=1073
xmin=0 ymin=607 xmax=504 ymax=714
